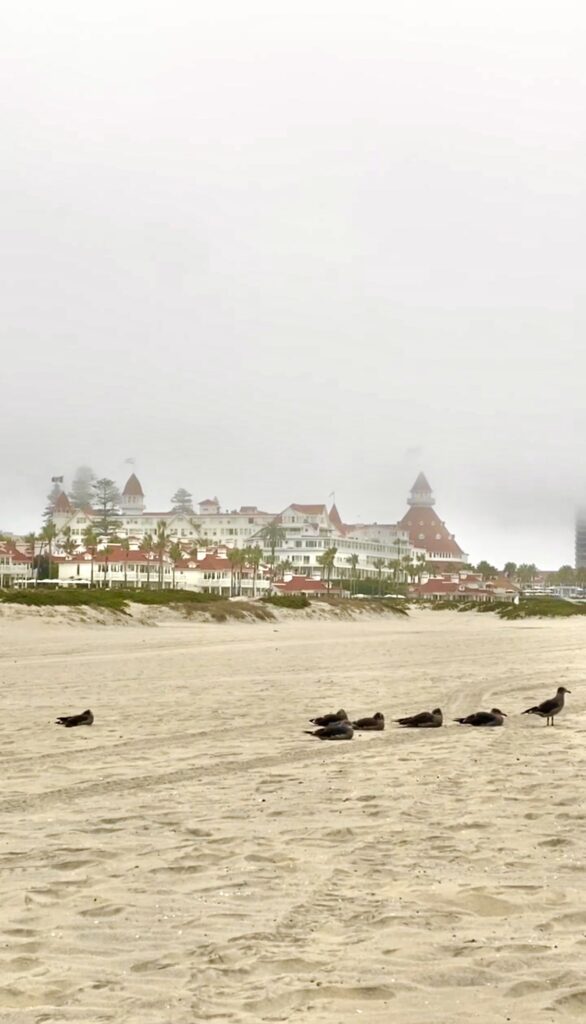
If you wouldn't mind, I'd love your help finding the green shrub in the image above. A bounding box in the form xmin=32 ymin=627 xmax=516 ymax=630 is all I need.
xmin=498 ymin=597 xmax=586 ymax=619
xmin=261 ymin=594 xmax=310 ymax=609
xmin=0 ymin=587 xmax=221 ymax=610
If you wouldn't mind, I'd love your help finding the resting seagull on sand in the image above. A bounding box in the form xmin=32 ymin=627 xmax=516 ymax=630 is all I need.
xmin=56 ymin=709 xmax=94 ymax=728
xmin=522 ymin=686 xmax=570 ymax=726
xmin=454 ymin=708 xmax=506 ymax=727
xmin=309 ymin=708 xmax=348 ymax=727
xmin=305 ymin=721 xmax=354 ymax=740
xmin=351 ymin=712 xmax=385 ymax=731
xmin=395 ymin=708 xmax=443 ymax=728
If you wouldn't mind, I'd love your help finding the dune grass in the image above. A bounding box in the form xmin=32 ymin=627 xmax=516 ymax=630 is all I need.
xmin=261 ymin=594 xmax=310 ymax=609
xmin=423 ymin=596 xmax=586 ymax=618
xmin=0 ymin=588 xmax=220 ymax=610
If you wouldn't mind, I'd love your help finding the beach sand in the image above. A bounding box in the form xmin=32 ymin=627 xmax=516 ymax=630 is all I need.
xmin=1 ymin=608 xmax=585 ymax=1023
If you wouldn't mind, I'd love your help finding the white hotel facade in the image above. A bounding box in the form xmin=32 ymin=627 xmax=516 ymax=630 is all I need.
xmin=50 ymin=474 xmax=414 ymax=584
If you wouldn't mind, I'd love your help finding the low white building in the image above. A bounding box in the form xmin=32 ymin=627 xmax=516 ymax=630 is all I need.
xmin=0 ymin=542 xmax=33 ymax=587
xmin=56 ymin=546 xmax=173 ymax=588
xmin=56 ymin=544 xmax=271 ymax=597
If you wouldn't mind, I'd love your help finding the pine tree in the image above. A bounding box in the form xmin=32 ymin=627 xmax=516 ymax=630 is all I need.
xmin=69 ymin=466 xmax=95 ymax=508
xmin=92 ymin=478 xmax=121 ymax=538
xmin=170 ymin=488 xmax=194 ymax=514
xmin=43 ymin=481 xmax=62 ymax=524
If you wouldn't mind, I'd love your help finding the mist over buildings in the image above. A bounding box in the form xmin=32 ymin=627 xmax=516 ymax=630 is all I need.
xmin=2 ymin=1 xmax=585 ymax=567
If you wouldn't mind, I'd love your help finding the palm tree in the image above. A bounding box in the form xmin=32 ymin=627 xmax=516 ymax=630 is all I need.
xmin=59 ymin=532 xmax=76 ymax=557
xmin=244 ymin=544 xmax=262 ymax=597
xmin=226 ymin=547 xmax=244 ymax=596
xmin=346 ymin=554 xmax=359 ymax=595
xmin=82 ymin=526 xmax=99 ymax=587
xmin=317 ymin=546 xmax=337 ymax=592
xmin=119 ymin=537 xmax=131 ymax=587
xmin=40 ymin=522 xmax=57 ymax=580
xmin=154 ymin=520 xmax=169 ymax=588
xmin=61 ymin=526 xmax=77 ymax=558
xmin=168 ymin=541 xmax=183 ymax=589
xmin=373 ymin=557 xmax=386 ymax=596
xmin=259 ymin=521 xmax=286 ymax=583
xmin=140 ymin=533 xmax=154 ymax=588
xmin=24 ymin=532 xmax=37 ymax=582
xmin=276 ymin=557 xmax=293 ymax=580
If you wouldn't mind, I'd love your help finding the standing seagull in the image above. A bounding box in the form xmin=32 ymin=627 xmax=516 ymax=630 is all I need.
xmin=522 ymin=686 xmax=571 ymax=726
xmin=395 ymin=708 xmax=443 ymax=728
xmin=454 ymin=708 xmax=506 ymax=727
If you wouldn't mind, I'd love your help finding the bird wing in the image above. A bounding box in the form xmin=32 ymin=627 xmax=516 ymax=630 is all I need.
xmin=524 ymin=697 xmax=557 ymax=715
xmin=470 ymin=712 xmax=493 ymax=725
xmin=397 ymin=712 xmax=430 ymax=727
xmin=535 ymin=696 xmax=559 ymax=715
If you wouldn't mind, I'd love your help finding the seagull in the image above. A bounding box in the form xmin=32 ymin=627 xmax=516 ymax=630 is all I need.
xmin=522 ymin=686 xmax=571 ymax=726
xmin=454 ymin=708 xmax=506 ymax=727
xmin=351 ymin=712 xmax=385 ymax=731
xmin=304 ymin=722 xmax=354 ymax=740
xmin=56 ymin=709 xmax=94 ymax=728
xmin=395 ymin=708 xmax=443 ymax=728
xmin=309 ymin=708 xmax=348 ymax=727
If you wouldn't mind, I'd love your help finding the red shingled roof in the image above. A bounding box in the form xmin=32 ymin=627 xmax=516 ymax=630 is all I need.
xmin=194 ymin=554 xmax=230 ymax=571
xmin=411 ymin=579 xmax=490 ymax=597
xmin=274 ymin=576 xmax=328 ymax=593
xmin=54 ymin=490 xmax=72 ymax=513
xmin=0 ymin=543 xmax=31 ymax=563
xmin=397 ymin=505 xmax=464 ymax=559
xmin=289 ymin=504 xmax=327 ymax=515
xmin=122 ymin=473 xmax=144 ymax=497
xmin=328 ymin=503 xmax=346 ymax=534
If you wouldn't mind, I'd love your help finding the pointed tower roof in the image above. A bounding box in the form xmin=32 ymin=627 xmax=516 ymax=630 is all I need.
xmin=54 ymin=490 xmax=72 ymax=513
xmin=407 ymin=472 xmax=435 ymax=507
xmin=398 ymin=473 xmax=465 ymax=560
xmin=122 ymin=473 xmax=144 ymax=497
xmin=328 ymin=503 xmax=345 ymax=534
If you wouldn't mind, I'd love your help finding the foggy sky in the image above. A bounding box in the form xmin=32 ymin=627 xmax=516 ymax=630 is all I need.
xmin=2 ymin=0 xmax=585 ymax=567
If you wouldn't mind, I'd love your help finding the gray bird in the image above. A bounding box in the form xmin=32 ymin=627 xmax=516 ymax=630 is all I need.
xmin=305 ymin=721 xmax=354 ymax=740
xmin=396 ymin=708 xmax=443 ymax=728
xmin=56 ymin=709 xmax=94 ymax=728
xmin=309 ymin=708 xmax=348 ymax=727
xmin=522 ymin=686 xmax=571 ymax=726
xmin=454 ymin=708 xmax=506 ymax=727
xmin=351 ymin=712 xmax=385 ymax=731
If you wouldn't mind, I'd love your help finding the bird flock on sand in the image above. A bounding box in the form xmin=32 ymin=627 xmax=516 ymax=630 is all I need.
xmin=54 ymin=687 xmax=571 ymax=736
xmin=303 ymin=686 xmax=571 ymax=740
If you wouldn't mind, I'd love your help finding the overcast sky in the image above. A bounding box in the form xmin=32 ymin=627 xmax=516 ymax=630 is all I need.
xmin=2 ymin=0 xmax=584 ymax=567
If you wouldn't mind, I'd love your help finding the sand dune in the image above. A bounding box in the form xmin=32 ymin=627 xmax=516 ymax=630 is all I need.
xmin=1 ymin=609 xmax=585 ymax=1022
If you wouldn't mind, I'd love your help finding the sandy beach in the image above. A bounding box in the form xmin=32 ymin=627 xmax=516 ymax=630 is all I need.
xmin=1 ymin=608 xmax=585 ymax=1023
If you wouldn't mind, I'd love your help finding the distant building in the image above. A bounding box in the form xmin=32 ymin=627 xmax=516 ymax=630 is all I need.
xmin=0 ymin=541 xmax=32 ymax=587
xmin=397 ymin=473 xmax=468 ymax=568
xmin=576 ymin=508 xmax=586 ymax=569
xmin=410 ymin=571 xmax=519 ymax=603
xmin=47 ymin=468 xmax=474 ymax=588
